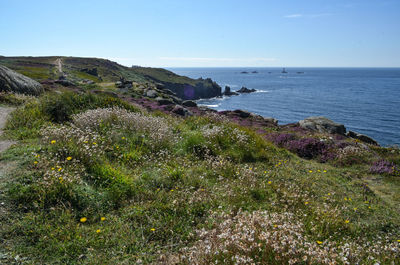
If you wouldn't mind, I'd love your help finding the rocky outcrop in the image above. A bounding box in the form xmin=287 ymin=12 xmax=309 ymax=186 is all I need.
xmin=156 ymin=97 xmax=174 ymax=106
xmin=299 ymin=116 xmax=346 ymax=135
xmin=223 ymin=86 xmax=239 ymax=96
xmin=0 ymin=65 xmax=43 ymax=95
xmin=55 ymin=79 xmax=75 ymax=87
xmin=237 ymin=87 xmax=256 ymax=93
xmin=220 ymin=109 xmax=278 ymax=128
xmin=172 ymin=105 xmax=193 ymax=117
xmin=80 ymin=68 xmax=98 ymax=76
xmin=346 ymin=131 xmax=379 ymax=146
xmin=160 ymin=78 xmax=222 ymax=100
xmin=182 ymin=100 xmax=197 ymax=107
xmin=115 ymin=78 xmax=133 ymax=89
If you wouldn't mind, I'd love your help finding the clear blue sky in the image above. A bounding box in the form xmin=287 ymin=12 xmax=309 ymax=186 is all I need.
xmin=1 ymin=0 xmax=399 ymax=67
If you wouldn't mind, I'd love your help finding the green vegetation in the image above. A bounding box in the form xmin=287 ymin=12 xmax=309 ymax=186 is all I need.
xmin=0 ymin=56 xmax=205 ymax=85
xmin=0 ymin=91 xmax=399 ymax=264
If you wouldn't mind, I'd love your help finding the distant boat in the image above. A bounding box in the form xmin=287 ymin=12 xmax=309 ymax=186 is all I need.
xmin=281 ymin=68 xmax=288 ymax=74
xmin=297 ymin=71 xmax=304 ymax=74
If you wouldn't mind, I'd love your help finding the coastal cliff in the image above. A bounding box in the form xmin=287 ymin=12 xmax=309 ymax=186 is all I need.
xmin=0 ymin=60 xmax=399 ymax=265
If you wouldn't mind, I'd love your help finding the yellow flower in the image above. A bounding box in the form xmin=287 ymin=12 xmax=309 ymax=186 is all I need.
xmin=80 ymin=217 xmax=87 ymax=223
xmin=304 ymin=202 xmax=309 ymax=205
xmin=273 ymin=224 xmax=278 ymax=228
xmin=327 ymin=193 xmax=331 ymax=196
xmin=150 ymin=228 xmax=155 ymax=231
xmin=101 ymin=217 xmax=105 ymax=221
xmin=51 ymin=140 xmax=56 ymax=144
xmin=96 ymin=229 xmax=101 ymax=233
xmin=323 ymin=170 xmax=327 ymax=173
xmin=122 ymin=137 xmax=126 ymax=140
xmin=397 ymin=239 xmax=400 ymax=243
xmin=353 ymin=207 xmax=357 ymax=211
xmin=344 ymin=197 xmax=347 ymax=201
xmin=34 ymin=161 xmax=38 ymax=164
xmin=66 ymin=156 xmax=72 ymax=161
xmin=268 ymin=181 xmax=272 ymax=185
xmin=364 ymin=201 xmax=369 ymax=204
xmin=264 ymin=171 xmax=267 ymax=174
xmin=51 ymin=167 xmax=55 ymax=170
xmin=368 ymin=206 xmax=371 ymax=209
xmin=58 ymin=167 xmax=62 ymax=172
xmin=317 ymin=170 xmax=321 ymax=172
xmin=316 ymin=241 xmax=323 ymax=245
xmin=59 ymin=177 xmax=63 ymax=182
xmin=93 ymin=142 xmax=97 ymax=145
xmin=348 ymin=197 xmax=352 ymax=201
xmin=345 ymin=220 xmax=350 ymax=224
xmin=170 ymin=189 xmax=174 ymax=192
xmin=309 ymin=170 xmax=313 ymax=173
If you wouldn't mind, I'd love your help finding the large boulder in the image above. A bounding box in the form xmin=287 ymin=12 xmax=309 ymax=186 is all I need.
xmin=299 ymin=116 xmax=346 ymax=135
xmin=0 ymin=65 xmax=43 ymax=95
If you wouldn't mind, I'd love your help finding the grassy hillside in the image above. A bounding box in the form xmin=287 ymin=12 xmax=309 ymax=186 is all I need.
xmin=0 ymin=90 xmax=399 ymax=264
xmin=0 ymin=56 xmax=212 ymax=86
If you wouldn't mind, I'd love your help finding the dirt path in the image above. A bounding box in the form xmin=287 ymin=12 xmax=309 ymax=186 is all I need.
xmin=0 ymin=107 xmax=14 ymax=153
xmin=55 ymin=58 xmax=63 ymax=74
xmin=0 ymin=107 xmax=15 ymax=152
xmin=0 ymin=106 xmax=16 ymax=263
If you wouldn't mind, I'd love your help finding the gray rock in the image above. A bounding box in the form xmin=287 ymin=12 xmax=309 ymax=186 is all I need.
xmin=237 ymin=86 xmax=256 ymax=93
xmin=346 ymin=131 xmax=379 ymax=146
xmin=263 ymin=117 xmax=278 ymax=125
xmin=223 ymin=86 xmax=239 ymax=96
xmin=156 ymin=97 xmax=174 ymax=105
xmin=0 ymin=65 xmax=43 ymax=95
xmin=155 ymin=83 xmax=165 ymax=89
xmin=182 ymin=100 xmax=197 ymax=107
xmin=233 ymin=109 xmax=251 ymax=118
xmin=299 ymin=116 xmax=346 ymax=135
xmin=172 ymin=105 xmax=193 ymax=116
xmin=55 ymin=79 xmax=74 ymax=87
xmin=163 ymin=89 xmax=177 ymax=96
xmin=146 ymin=89 xmax=158 ymax=98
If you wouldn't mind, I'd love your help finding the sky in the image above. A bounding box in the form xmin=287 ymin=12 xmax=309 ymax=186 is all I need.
xmin=1 ymin=0 xmax=399 ymax=67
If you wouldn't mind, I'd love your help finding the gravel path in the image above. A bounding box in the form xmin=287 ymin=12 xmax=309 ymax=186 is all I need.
xmin=0 ymin=107 xmax=15 ymax=152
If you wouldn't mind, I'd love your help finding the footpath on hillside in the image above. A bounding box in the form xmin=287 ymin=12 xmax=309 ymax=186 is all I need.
xmin=0 ymin=106 xmax=16 ymax=263
xmin=0 ymin=107 xmax=15 ymax=152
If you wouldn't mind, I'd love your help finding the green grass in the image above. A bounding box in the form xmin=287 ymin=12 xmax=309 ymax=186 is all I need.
xmin=0 ymin=91 xmax=399 ymax=264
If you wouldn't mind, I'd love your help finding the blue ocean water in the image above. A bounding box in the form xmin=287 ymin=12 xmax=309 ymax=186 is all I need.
xmin=168 ymin=67 xmax=400 ymax=146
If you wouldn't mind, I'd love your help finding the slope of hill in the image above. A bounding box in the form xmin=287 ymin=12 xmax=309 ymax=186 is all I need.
xmin=0 ymin=56 xmax=222 ymax=99
xmin=0 ymin=63 xmax=399 ymax=264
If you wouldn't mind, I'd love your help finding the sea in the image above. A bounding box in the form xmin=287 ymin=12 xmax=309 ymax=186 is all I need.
xmin=168 ymin=67 xmax=400 ymax=146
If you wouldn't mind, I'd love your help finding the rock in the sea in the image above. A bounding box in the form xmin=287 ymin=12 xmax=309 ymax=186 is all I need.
xmin=299 ymin=116 xmax=346 ymax=135
xmin=223 ymin=86 xmax=239 ymax=96
xmin=237 ymin=86 xmax=256 ymax=93
xmin=346 ymin=131 xmax=379 ymax=146
xmin=0 ymin=65 xmax=43 ymax=95
xmin=182 ymin=100 xmax=197 ymax=107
